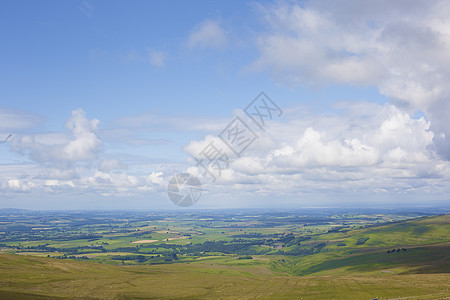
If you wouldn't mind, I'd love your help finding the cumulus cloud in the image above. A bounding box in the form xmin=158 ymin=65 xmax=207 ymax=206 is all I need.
xmin=63 ymin=109 xmax=102 ymax=161
xmin=252 ymin=0 xmax=450 ymax=159
xmin=187 ymin=20 xmax=227 ymax=49
xmin=183 ymin=102 xmax=448 ymax=197
xmin=5 ymin=178 xmax=35 ymax=192
xmin=10 ymin=108 xmax=102 ymax=163
xmin=0 ymin=162 xmax=169 ymax=198
xmin=76 ymin=170 xmax=167 ymax=196
xmin=147 ymin=172 xmax=165 ymax=186
xmin=270 ymin=127 xmax=379 ymax=168
xmin=0 ymin=108 xmax=175 ymax=199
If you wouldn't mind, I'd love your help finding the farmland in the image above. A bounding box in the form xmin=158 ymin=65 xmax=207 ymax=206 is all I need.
xmin=0 ymin=208 xmax=449 ymax=299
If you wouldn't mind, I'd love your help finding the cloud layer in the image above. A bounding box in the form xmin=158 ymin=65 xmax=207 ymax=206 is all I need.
xmin=253 ymin=0 xmax=450 ymax=159
xmin=184 ymin=101 xmax=448 ymax=200
xmin=1 ymin=1 xmax=449 ymax=208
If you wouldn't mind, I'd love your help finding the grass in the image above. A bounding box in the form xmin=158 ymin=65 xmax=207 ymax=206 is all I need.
xmin=1 ymin=213 xmax=449 ymax=299
xmin=285 ymin=242 xmax=450 ymax=276
xmin=0 ymin=253 xmax=449 ymax=299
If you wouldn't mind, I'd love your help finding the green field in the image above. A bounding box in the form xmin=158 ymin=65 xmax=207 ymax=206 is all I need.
xmin=0 ymin=210 xmax=449 ymax=299
xmin=0 ymin=252 xmax=449 ymax=299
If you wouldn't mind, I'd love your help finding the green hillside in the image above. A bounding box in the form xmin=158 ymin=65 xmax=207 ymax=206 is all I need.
xmin=0 ymin=252 xmax=449 ymax=299
xmin=277 ymin=214 xmax=450 ymax=276
xmin=0 ymin=214 xmax=449 ymax=299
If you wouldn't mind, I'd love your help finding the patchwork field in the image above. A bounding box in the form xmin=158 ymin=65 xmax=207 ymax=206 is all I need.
xmin=0 ymin=209 xmax=449 ymax=299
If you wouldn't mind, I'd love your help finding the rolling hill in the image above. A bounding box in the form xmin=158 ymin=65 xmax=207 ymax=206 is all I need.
xmin=0 ymin=214 xmax=448 ymax=299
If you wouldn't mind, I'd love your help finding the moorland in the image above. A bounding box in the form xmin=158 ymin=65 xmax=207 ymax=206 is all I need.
xmin=0 ymin=208 xmax=449 ymax=299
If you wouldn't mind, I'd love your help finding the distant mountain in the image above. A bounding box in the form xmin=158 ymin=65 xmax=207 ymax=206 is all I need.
xmin=0 ymin=208 xmax=30 ymax=214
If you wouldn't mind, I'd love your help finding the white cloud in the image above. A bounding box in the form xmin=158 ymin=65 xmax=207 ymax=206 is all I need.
xmin=79 ymin=1 xmax=94 ymax=18
xmin=147 ymin=172 xmax=165 ymax=186
xmin=183 ymin=102 xmax=449 ymax=198
xmin=98 ymin=159 xmax=127 ymax=172
xmin=252 ymin=0 xmax=450 ymax=159
xmin=148 ymin=51 xmax=166 ymax=67
xmin=63 ymin=109 xmax=102 ymax=161
xmin=44 ymin=180 xmax=75 ymax=188
xmin=0 ymin=108 xmax=180 ymax=201
xmin=10 ymin=108 xmax=102 ymax=163
xmin=0 ymin=109 xmax=43 ymax=131
xmin=187 ymin=20 xmax=227 ymax=49
xmin=0 ymin=102 xmax=447 ymax=207
xmin=37 ymin=168 xmax=80 ymax=180
xmin=271 ymin=127 xmax=379 ymax=168
xmin=5 ymin=178 xmax=35 ymax=192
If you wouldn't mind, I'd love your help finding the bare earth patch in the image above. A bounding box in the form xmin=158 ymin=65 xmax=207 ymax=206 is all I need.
xmin=132 ymin=240 xmax=158 ymax=244
xmin=167 ymin=235 xmax=186 ymax=241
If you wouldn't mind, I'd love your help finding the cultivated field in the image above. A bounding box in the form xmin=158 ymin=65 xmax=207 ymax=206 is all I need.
xmin=0 ymin=209 xmax=449 ymax=299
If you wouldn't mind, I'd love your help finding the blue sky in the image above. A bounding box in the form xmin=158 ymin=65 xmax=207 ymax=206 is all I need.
xmin=0 ymin=0 xmax=449 ymax=209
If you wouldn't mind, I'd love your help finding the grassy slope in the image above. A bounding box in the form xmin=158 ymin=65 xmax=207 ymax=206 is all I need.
xmin=0 ymin=214 xmax=449 ymax=299
xmin=277 ymin=214 xmax=450 ymax=276
xmin=0 ymin=253 xmax=449 ymax=299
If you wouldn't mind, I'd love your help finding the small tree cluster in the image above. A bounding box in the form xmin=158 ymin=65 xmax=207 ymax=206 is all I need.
xmin=386 ymin=248 xmax=407 ymax=254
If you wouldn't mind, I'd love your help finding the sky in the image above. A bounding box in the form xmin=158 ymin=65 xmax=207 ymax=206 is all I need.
xmin=0 ymin=0 xmax=449 ymax=210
